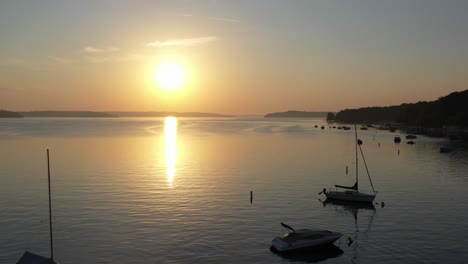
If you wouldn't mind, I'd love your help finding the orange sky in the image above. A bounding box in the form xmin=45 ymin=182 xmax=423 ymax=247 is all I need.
xmin=1 ymin=1 xmax=467 ymax=115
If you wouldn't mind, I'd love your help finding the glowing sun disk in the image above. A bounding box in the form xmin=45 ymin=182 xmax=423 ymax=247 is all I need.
xmin=155 ymin=62 xmax=186 ymax=90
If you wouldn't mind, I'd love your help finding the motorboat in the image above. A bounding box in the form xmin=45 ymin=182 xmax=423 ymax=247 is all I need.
xmin=406 ymin=134 xmax=417 ymax=139
xmin=394 ymin=136 xmax=401 ymax=143
xmin=440 ymin=144 xmax=453 ymax=153
xmin=271 ymin=223 xmax=342 ymax=252
xmin=320 ymin=125 xmax=377 ymax=203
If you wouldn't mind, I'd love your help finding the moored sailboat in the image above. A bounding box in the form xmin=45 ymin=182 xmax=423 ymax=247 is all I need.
xmin=320 ymin=125 xmax=377 ymax=203
xmin=17 ymin=150 xmax=59 ymax=264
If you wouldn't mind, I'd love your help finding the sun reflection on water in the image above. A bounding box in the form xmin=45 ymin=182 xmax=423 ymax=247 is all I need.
xmin=164 ymin=116 xmax=177 ymax=186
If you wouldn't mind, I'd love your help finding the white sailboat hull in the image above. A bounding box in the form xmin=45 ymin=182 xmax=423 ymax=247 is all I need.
xmin=325 ymin=191 xmax=375 ymax=203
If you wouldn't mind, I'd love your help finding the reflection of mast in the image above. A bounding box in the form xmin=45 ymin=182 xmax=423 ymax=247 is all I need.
xmin=348 ymin=205 xmax=376 ymax=264
xmin=320 ymin=199 xmax=376 ymax=264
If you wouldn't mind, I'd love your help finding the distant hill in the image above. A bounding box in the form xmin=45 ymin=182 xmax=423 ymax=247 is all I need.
xmin=21 ymin=111 xmax=117 ymax=118
xmin=335 ymin=90 xmax=468 ymax=127
xmin=0 ymin=110 xmax=23 ymax=118
xmin=109 ymin=112 xmax=233 ymax=117
xmin=264 ymin=111 xmax=329 ymax=118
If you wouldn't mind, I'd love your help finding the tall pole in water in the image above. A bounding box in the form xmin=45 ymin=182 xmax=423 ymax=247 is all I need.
xmin=47 ymin=149 xmax=54 ymax=261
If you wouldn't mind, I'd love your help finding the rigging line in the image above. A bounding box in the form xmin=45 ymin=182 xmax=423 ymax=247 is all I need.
xmin=357 ymin=144 xmax=376 ymax=195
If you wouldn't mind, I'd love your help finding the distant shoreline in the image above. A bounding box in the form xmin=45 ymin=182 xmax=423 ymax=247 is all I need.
xmin=0 ymin=110 xmax=233 ymax=118
xmin=264 ymin=111 xmax=329 ymax=118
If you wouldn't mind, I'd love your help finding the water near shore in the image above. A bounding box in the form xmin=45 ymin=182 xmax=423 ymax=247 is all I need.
xmin=1 ymin=117 xmax=468 ymax=263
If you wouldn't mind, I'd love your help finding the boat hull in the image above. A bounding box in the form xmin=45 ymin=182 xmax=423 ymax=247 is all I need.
xmin=325 ymin=191 xmax=375 ymax=203
xmin=271 ymin=230 xmax=342 ymax=252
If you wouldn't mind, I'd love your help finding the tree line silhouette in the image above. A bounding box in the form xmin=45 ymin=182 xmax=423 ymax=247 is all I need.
xmin=334 ymin=90 xmax=468 ymax=127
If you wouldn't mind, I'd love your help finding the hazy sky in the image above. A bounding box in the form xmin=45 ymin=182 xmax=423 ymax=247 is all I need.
xmin=1 ymin=0 xmax=467 ymax=114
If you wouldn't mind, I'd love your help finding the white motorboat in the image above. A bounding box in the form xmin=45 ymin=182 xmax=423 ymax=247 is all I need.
xmin=320 ymin=125 xmax=377 ymax=203
xmin=271 ymin=223 xmax=342 ymax=252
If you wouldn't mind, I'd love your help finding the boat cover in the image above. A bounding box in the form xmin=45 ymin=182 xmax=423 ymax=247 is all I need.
xmin=335 ymin=182 xmax=358 ymax=190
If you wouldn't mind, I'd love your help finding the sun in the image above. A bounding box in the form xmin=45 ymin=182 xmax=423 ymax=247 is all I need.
xmin=155 ymin=61 xmax=187 ymax=90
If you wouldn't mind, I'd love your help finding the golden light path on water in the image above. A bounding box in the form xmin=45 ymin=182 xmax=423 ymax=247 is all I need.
xmin=164 ymin=116 xmax=177 ymax=186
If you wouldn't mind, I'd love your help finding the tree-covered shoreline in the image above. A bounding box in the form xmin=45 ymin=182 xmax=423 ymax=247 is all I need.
xmin=335 ymin=90 xmax=468 ymax=128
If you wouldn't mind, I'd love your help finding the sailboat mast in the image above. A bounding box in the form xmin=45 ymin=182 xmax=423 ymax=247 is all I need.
xmin=355 ymin=125 xmax=358 ymax=191
xmin=47 ymin=149 xmax=54 ymax=261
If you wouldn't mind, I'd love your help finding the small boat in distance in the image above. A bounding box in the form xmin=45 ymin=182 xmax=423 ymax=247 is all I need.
xmin=320 ymin=125 xmax=377 ymax=203
xmin=406 ymin=134 xmax=417 ymax=139
xmin=440 ymin=144 xmax=453 ymax=153
xmin=270 ymin=223 xmax=342 ymax=252
xmin=394 ymin=136 xmax=401 ymax=143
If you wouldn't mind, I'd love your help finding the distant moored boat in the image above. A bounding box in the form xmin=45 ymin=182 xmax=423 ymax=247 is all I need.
xmin=440 ymin=144 xmax=453 ymax=153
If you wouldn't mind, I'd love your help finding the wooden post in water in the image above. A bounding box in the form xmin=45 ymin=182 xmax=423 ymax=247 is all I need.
xmin=47 ymin=149 xmax=54 ymax=262
xmin=250 ymin=191 xmax=253 ymax=204
xmin=346 ymin=165 xmax=348 ymax=175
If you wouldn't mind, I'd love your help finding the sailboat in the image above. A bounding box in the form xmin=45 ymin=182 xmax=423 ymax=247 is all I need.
xmin=17 ymin=149 xmax=59 ymax=264
xmin=319 ymin=125 xmax=377 ymax=203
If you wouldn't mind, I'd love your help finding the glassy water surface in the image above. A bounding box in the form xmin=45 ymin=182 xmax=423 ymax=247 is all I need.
xmin=1 ymin=117 xmax=468 ymax=263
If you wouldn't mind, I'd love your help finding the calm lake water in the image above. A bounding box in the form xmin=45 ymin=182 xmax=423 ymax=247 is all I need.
xmin=1 ymin=117 xmax=468 ymax=263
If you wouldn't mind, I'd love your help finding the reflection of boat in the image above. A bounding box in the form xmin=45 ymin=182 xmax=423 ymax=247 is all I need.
xmin=394 ymin=136 xmax=401 ymax=143
xmin=320 ymin=198 xmax=376 ymax=264
xmin=343 ymin=126 xmax=351 ymax=130
xmin=270 ymin=223 xmax=342 ymax=252
xmin=320 ymin=125 xmax=377 ymax=203
xmin=440 ymin=144 xmax=453 ymax=153
xmin=270 ymin=244 xmax=344 ymax=263
xmin=322 ymin=198 xmax=376 ymax=210
xmin=407 ymin=141 xmax=415 ymax=145
xmin=17 ymin=150 xmax=59 ymax=264
xmin=360 ymin=127 xmax=367 ymax=130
